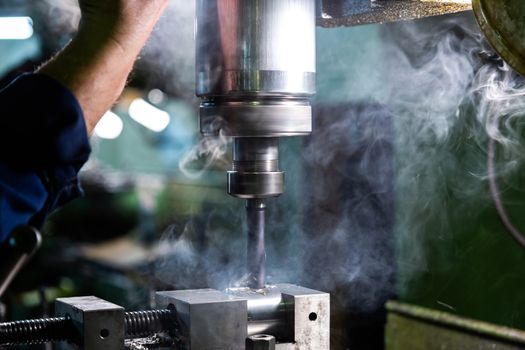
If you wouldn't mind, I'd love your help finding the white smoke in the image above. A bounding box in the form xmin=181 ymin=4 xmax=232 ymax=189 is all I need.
xmin=178 ymin=130 xmax=231 ymax=179
xmin=33 ymin=0 xmax=80 ymax=39
xmin=157 ymin=12 xmax=525 ymax=314
xmin=139 ymin=0 xmax=196 ymax=97
xmin=383 ymin=13 xmax=525 ymax=297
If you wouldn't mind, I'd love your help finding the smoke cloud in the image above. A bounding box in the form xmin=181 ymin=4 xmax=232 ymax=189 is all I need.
xmin=383 ymin=14 xmax=525 ymax=298
xmin=139 ymin=0 xmax=196 ymax=97
xmin=155 ymin=11 xmax=525 ymax=317
xmin=178 ymin=130 xmax=231 ymax=180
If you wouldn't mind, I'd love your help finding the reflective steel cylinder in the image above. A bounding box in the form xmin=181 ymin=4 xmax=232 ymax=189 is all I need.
xmin=196 ymin=0 xmax=316 ymax=199
xmin=196 ymin=0 xmax=316 ymax=138
xmin=228 ymin=287 xmax=291 ymax=341
xmin=229 ymin=139 xmax=284 ymax=198
xmin=196 ymin=0 xmax=315 ymax=96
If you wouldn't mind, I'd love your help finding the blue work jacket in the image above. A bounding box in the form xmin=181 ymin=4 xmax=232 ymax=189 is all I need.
xmin=0 ymin=73 xmax=91 ymax=243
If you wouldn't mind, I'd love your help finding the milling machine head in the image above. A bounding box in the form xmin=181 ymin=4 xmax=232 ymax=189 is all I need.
xmin=196 ymin=0 xmax=316 ymax=200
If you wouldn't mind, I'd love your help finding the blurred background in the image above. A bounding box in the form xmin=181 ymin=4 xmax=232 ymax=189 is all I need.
xmin=1 ymin=0 xmax=525 ymax=349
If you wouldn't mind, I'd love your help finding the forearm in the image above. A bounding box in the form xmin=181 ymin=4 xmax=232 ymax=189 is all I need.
xmin=0 ymin=1 xmax=168 ymax=241
xmin=39 ymin=0 xmax=168 ymax=135
xmin=39 ymin=36 xmax=131 ymax=134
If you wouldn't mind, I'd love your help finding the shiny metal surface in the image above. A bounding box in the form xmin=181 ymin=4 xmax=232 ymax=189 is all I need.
xmin=276 ymin=284 xmax=330 ymax=350
xmin=200 ymin=100 xmax=312 ymax=137
xmin=196 ymin=0 xmax=315 ymax=205
xmin=233 ymin=138 xmax=279 ymax=171
xmin=228 ymin=172 xmax=284 ymax=199
xmin=159 ymin=285 xmax=330 ymax=349
xmin=197 ymin=71 xmax=316 ymax=97
xmin=246 ymin=199 xmax=267 ymax=289
xmin=317 ymin=0 xmax=472 ymax=27
xmin=246 ymin=334 xmax=276 ymax=350
xmin=55 ymin=296 xmax=125 ymax=350
xmin=196 ymin=0 xmax=316 ymax=97
xmin=228 ymin=286 xmax=291 ymax=341
xmin=156 ymin=289 xmax=248 ymax=350
xmin=197 ymin=1 xmax=316 ymax=290
xmin=226 ymin=284 xmax=331 ymax=349
xmin=473 ymin=0 xmax=525 ymax=78
xmin=228 ymin=138 xmax=284 ymax=199
xmin=6 ymin=285 xmax=328 ymax=349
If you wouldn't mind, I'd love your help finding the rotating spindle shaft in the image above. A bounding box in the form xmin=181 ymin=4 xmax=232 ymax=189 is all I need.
xmin=247 ymin=199 xmax=266 ymax=289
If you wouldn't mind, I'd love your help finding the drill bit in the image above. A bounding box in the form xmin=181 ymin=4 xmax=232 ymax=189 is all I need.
xmin=246 ymin=199 xmax=266 ymax=289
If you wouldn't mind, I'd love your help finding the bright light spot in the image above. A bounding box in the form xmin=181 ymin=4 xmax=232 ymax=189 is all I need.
xmin=0 ymin=17 xmax=34 ymax=40
xmin=129 ymin=98 xmax=170 ymax=132
xmin=148 ymin=89 xmax=166 ymax=105
xmin=94 ymin=111 xmax=124 ymax=139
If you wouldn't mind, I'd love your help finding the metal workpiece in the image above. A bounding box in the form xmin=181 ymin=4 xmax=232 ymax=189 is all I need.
xmin=156 ymin=284 xmax=329 ymax=349
xmin=246 ymin=335 xmax=276 ymax=350
xmin=227 ymin=286 xmax=290 ymax=341
xmin=55 ymin=296 xmax=125 ymax=350
xmin=317 ymin=0 xmax=472 ymax=27
xmin=196 ymin=0 xmax=316 ymax=97
xmin=156 ymin=289 xmax=248 ymax=350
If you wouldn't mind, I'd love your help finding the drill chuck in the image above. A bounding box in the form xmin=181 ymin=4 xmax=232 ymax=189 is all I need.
xmin=228 ymin=138 xmax=284 ymax=199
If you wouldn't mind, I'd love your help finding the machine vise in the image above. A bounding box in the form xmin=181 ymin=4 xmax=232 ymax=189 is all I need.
xmin=0 ymin=284 xmax=329 ymax=350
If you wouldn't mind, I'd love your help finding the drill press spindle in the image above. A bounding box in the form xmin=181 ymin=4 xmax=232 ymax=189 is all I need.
xmin=246 ymin=199 xmax=266 ymax=289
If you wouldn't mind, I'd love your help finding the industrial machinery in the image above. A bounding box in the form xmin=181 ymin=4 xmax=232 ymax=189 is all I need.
xmin=196 ymin=0 xmax=316 ymax=289
xmin=195 ymin=0 xmax=474 ymax=289
xmin=0 ymin=284 xmax=329 ymax=349
xmin=10 ymin=1 xmax=525 ymax=349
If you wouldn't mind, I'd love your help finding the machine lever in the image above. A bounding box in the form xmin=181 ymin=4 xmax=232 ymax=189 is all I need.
xmin=0 ymin=226 xmax=42 ymax=298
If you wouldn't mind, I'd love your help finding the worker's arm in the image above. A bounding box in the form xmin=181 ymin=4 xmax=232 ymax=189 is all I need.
xmin=0 ymin=0 xmax=168 ymax=243
xmin=39 ymin=0 xmax=169 ymax=134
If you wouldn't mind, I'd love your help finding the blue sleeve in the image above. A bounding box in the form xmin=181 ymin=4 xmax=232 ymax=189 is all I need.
xmin=0 ymin=73 xmax=91 ymax=243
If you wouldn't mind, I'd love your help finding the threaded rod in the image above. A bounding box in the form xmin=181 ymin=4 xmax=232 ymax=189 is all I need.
xmin=0 ymin=317 xmax=69 ymax=345
xmin=0 ymin=309 xmax=175 ymax=346
xmin=125 ymin=309 xmax=175 ymax=338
